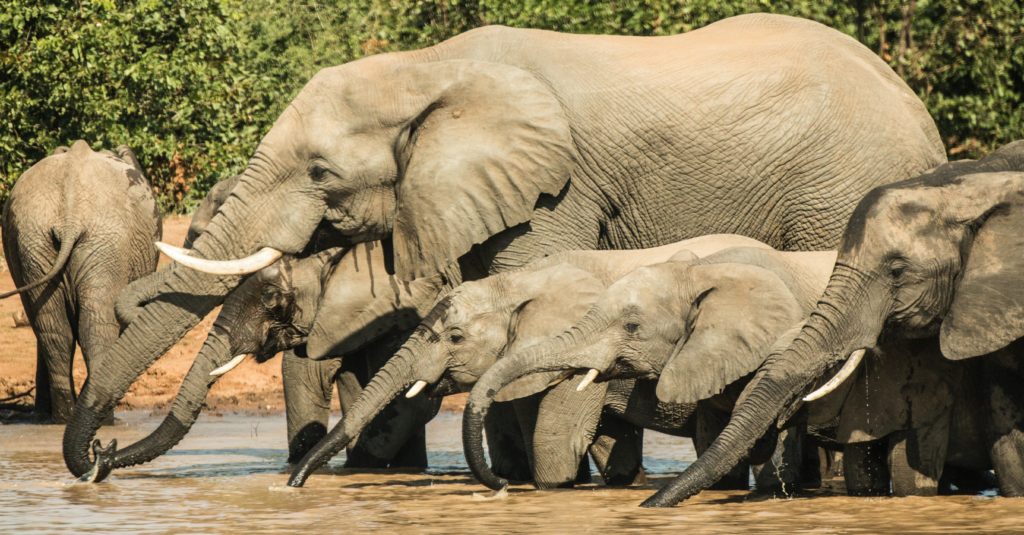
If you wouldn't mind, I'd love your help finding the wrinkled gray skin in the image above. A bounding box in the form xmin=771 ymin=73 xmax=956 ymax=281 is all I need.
xmin=93 ymin=237 xmax=442 ymax=480
xmin=1 ymin=141 xmax=160 ymax=422
xmin=64 ymin=14 xmax=946 ymax=477
xmin=651 ymin=141 xmax=1024 ymax=506
xmin=462 ymin=247 xmax=837 ymax=492
xmin=288 ymin=235 xmax=770 ymax=487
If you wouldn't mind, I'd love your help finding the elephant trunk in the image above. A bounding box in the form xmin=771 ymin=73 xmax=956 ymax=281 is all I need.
xmin=115 ymin=269 xmax=172 ymax=329
xmin=639 ymin=264 xmax=878 ymax=507
xmin=462 ymin=312 xmax=607 ymax=490
xmin=63 ymin=170 xmax=274 ymax=478
xmin=287 ymin=341 xmax=422 ymax=487
xmin=106 ymin=328 xmax=235 ymax=472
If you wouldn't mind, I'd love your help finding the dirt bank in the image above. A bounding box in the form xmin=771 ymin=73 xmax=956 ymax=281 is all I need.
xmin=0 ymin=215 xmax=467 ymax=415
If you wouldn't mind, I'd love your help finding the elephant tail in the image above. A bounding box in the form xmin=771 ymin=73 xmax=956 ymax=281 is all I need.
xmin=0 ymin=225 xmax=82 ymax=300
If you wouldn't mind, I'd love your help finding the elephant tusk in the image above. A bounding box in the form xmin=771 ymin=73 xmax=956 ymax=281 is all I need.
xmin=156 ymin=242 xmax=283 ymax=276
xmin=803 ymin=349 xmax=866 ymax=401
xmin=406 ymin=380 xmax=428 ymax=398
xmin=210 ymin=354 xmax=250 ymax=377
xmin=576 ymin=369 xmax=600 ymax=392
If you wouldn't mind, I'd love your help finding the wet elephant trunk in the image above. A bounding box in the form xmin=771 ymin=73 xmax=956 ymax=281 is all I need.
xmin=287 ymin=342 xmax=421 ymax=487
xmin=639 ymin=266 xmax=877 ymax=507
xmin=63 ymin=175 xmax=269 ymax=478
xmin=109 ymin=328 xmax=234 ymax=470
xmin=462 ymin=314 xmax=605 ymax=490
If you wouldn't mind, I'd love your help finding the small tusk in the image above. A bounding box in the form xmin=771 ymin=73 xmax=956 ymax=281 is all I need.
xmin=576 ymin=369 xmax=600 ymax=392
xmin=210 ymin=354 xmax=249 ymax=377
xmin=406 ymin=380 xmax=428 ymax=398
xmin=803 ymin=349 xmax=866 ymax=401
xmin=156 ymin=242 xmax=283 ymax=276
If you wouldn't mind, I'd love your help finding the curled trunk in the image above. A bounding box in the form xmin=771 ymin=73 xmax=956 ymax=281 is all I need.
xmin=287 ymin=343 xmax=420 ymax=486
xmin=106 ymin=329 xmax=234 ymax=472
xmin=462 ymin=313 xmax=605 ymax=490
xmin=115 ymin=270 xmax=171 ymax=329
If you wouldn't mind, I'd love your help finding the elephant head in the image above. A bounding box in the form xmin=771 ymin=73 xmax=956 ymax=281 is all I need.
xmin=461 ymin=257 xmax=809 ymax=490
xmin=286 ymin=262 xmax=605 ymax=486
xmin=183 ymin=176 xmax=241 ymax=249
xmin=65 ymin=55 xmax=577 ymax=476
xmin=645 ymin=141 xmax=1024 ymax=507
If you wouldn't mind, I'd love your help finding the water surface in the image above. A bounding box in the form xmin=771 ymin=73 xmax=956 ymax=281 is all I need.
xmin=1 ymin=412 xmax=1020 ymax=533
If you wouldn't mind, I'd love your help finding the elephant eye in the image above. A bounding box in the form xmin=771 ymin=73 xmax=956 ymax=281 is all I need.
xmin=449 ymin=332 xmax=464 ymax=344
xmin=624 ymin=322 xmax=640 ymax=334
xmin=890 ymin=265 xmax=907 ymax=279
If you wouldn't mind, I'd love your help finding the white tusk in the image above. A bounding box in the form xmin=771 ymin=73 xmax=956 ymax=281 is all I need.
xmin=210 ymin=354 xmax=249 ymax=377
xmin=156 ymin=242 xmax=283 ymax=276
xmin=406 ymin=380 xmax=428 ymax=398
xmin=576 ymin=369 xmax=600 ymax=392
xmin=803 ymin=349 xmax=866 ymax=401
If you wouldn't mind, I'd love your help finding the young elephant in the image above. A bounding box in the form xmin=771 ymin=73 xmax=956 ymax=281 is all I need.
xmin=287 ymin=234 xmax=770 ymax=488
xmin=2 ymin=141 xmax=160 ymax=422
xmin=655 ymin=140 xmax=1024 ymax=506
xmin=85 ymin=242 xmax=442 ymax=482
xmin=462 ymin=246 xmax=837 ymax=492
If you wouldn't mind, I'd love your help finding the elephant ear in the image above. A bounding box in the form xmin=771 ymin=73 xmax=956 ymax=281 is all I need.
xmin=391 ymin=60 xmax=576 ymax=280
xmin=941 ymin=177 xmax=1024 ymax=359
xmin=495 ymin=269 xmax=606 ymax=402
xmin=656 ymin=263 xmax=805 ymax=404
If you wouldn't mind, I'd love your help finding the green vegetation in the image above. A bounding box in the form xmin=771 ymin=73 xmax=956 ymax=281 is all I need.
xmin=2 ymin=0 xmax=1021 ymax=213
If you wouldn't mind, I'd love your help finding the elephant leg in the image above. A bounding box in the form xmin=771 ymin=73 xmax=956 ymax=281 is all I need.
xmin=530 ymin=376 xmax=606 ymax=489
xmin=939 ymin=465 xmax=998 ymax=494
xmin=986 ymin=354 xmax=1024 ymax=496
xmin=588 ymin=413 xmax=646 ymax=486
xmin=751 ymin=422 xmax=803 ymax=495
xmin=888 ymin=425 xmax=947 ymax=497
xmin=694 ymin=405 xmax=749 ymax=490
xmin=486 ymin=400 xmax=532 ymax=483
xmin=843 ymin=440 xmax=890 ymax=496
xmin=24 ymin=289 xmax=76 ymax=423
xmin=282 ymin=351 xmax=338 ymax=463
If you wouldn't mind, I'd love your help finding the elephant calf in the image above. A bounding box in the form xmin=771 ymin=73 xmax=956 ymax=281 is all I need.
xmin=2 ymin=141 xmax=160 ymax=422
xmin=287 ymin=234 xmax=771 ymax=488
xmin=463 ymin=246 xmax=837 ymax=492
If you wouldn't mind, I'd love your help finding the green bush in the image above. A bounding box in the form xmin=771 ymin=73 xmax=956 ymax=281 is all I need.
xmin=2 ymin=1 xmax=1021 ymax=213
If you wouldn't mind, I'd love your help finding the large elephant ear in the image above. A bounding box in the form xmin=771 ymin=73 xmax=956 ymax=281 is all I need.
xmin=656 ymin=263 xmax=805 ymax=404
xmin=391 ymin=60 xmax=576 ymax=280
xmin=941 ymin=174 xmax=1024 ymax=359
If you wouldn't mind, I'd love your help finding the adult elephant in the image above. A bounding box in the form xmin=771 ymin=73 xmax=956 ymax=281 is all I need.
xmin=642 ymin=141 xmax=1024 ymax=506
xmin=2 ymin=141 xmax=160 ymax=422
xmin=64 ymin=13 xmax=944 ymax=476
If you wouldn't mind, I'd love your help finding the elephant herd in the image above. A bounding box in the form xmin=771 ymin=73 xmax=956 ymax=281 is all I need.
xmin=3 ymin=13 xmax=1023 ymax=508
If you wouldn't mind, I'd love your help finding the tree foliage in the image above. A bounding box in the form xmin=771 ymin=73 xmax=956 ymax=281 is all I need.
xmin=2 ymin=0 xmax=1020 ymax=213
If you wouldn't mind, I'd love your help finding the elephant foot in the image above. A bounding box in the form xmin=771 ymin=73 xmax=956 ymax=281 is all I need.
xmin=77 ymin=439 xmax=117 ymax=484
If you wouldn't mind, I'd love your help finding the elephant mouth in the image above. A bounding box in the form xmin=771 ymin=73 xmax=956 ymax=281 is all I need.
xmin=428 ymin=373 xmax=460 ymax=398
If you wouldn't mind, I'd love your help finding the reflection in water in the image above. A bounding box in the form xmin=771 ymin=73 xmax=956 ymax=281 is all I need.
xmin=1 ymin=412 xmax=1021 ymax=533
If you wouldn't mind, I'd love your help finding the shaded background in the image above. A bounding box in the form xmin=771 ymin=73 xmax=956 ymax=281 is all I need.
xmin=2 ymin=0 xmax=1021 ymax=214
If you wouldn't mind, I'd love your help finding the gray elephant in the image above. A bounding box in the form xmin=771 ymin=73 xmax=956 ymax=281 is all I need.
xmin=1 ymin=141 xmax=160 ymax=422
xmin=462 ymin=246 xmax=837 ymax=492
xmin=64 ymin=14 xmax=945 ymax=477
xmin=646 ymin=141 xmax=1024 ymax=506
xmin=84 ymin=241 xmax=442 ymax=482
xmin=288 ymin=235 xmax=769 ymax=487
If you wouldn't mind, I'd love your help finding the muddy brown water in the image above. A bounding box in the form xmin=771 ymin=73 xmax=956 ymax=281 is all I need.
xmin=1 ymin=412 xmax=1021 ymax=533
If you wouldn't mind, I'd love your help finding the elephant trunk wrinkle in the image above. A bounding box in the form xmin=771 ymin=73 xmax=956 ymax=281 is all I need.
xmin=288 ymin=345 xmax=418 ymax=486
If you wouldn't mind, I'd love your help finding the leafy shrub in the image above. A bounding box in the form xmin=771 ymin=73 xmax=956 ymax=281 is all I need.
xmin=2 ymin=1 xmax=1020 ymax=213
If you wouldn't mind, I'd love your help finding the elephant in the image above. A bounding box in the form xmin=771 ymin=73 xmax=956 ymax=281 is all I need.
xmin=287 ymin=234 xmax=770 ymax=487
xmin=643 ymin=140 xmax=1024 ymax=506
xmin=64 ymin=13 xmax=946 ymax=477
xmin=83 ymin=240 xmax=443 ymax=482
xmin=1 ymin=140 xmax=160 ymax=422
xmin=461 ymin=246 xmax=837 ymax=492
